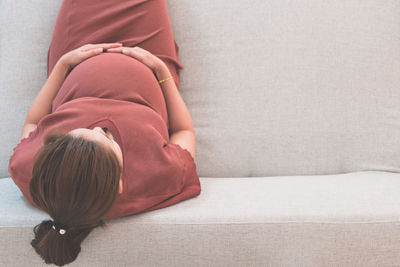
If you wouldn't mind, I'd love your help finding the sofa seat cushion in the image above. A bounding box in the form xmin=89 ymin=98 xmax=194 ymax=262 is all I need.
xmin=2 ymin=170 xmax=400 ymax=225
xmin=2 ymin=171 xmax=400 ymax=266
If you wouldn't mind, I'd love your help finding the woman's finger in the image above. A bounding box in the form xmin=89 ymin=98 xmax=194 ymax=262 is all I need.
xmin=95 ymin=43 xmax=123 ymax=49
xmin=82 ymin=47 xmax=103 ymax=56
xmin=121 ymin=48 xmax=135 ymax=56
xmin=106 ymin=47 xmax=124 ymax=52
xmin=132 ymin=46 xmax=150 ymax=54
xmin=122 ymin=47 xmax=143 ymax=54
xmin=105 ymin=46 xmax=145 ymax=60
xmin=84 ymin=43 xmax=122 ymax=50
xmin=122 ymin=48 xmax=145 ymax=61
xmin=89 ymin=42 xmax=122 ymax=47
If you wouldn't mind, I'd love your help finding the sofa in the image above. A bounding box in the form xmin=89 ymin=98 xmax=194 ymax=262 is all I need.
xmin=2 ymin=0 xmax=400 ymax=266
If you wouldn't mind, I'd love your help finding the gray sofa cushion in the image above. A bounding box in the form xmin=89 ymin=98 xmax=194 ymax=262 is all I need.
xmin=2 ymin=0 xmax=400 ymax=178
xmin=2 ymin=171 xmax=400 ymax=266
xmin=171 ymin=0 xmax=400 ymax=177
xmin=0 ymin=0 xmax=62 ymax=178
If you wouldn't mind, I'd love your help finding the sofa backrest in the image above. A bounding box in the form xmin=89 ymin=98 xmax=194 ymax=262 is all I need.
xmin=1 ymin=1 xmax=63 ymax=179
xmin=1 ymin=0 xmax=400 ymax=178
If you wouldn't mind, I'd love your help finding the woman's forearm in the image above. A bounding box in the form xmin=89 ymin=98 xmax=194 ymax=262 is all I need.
xmin=24 ymin=58 xmax=70 ymax=125
xmin=155 ymin=65 xmax=194 ymax=134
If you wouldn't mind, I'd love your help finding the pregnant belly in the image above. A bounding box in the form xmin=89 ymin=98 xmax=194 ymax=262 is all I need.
xmin=52 ymin=52 xmax=167 ymax=117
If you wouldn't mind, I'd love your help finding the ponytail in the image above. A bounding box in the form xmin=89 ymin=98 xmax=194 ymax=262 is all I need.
xmin=31 ymin=219 xmax=106 ymax=266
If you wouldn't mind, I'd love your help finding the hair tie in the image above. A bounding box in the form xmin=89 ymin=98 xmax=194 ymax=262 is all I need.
xmin=51 ymin=220 xmax=69 ymax=235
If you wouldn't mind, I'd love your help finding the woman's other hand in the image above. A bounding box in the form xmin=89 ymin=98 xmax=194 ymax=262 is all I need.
xmin=60 ymin=43 xmax=123 ymax=70
xmin=105 ymin=46 xmax=166 ymax=73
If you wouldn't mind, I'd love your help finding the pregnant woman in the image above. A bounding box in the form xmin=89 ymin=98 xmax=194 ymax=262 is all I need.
xmin=7 ymin=0 xmax=201 ymax=266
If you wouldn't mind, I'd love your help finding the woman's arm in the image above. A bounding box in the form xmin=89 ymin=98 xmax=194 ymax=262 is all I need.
xmin=155 ymin=65 xmax=194 ymax=133
xmin=23 ymin=43 xmax=122 ymax=125
xmin=155 ymin=64 xmax=196 ymax=159
xmin=23 ymin=58 xmax=70 ymax=125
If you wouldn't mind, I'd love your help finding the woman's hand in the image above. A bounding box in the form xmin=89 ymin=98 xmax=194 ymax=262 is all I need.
xmin=105 ymin=46 xmax=166 ymax=73
xmin=60 ymin=43 xmax=123 ymax=70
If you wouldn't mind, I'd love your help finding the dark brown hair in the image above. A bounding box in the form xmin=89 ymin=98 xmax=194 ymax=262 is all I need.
xmin=29 ymin=129 xmax=122 ymax=266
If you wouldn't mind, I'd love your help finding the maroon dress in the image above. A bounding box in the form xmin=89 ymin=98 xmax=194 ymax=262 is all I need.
xmin=8 ymin=0 xmax=201 ymax=219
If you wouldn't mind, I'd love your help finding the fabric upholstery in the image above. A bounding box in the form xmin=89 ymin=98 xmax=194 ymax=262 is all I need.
xmin=2 ymin=1 xmax=400 ymax=178
xmin=2 ymin=171 xmax=400 ymax=266
xmin=2 ymin=0 xmax=400 ymax=266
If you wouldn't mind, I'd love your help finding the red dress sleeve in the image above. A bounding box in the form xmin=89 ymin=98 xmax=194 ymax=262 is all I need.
xmin=8 ymin=129 xmax=40 ymax=206
xmin=143 ymin=143 xmax=201 ymax=212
